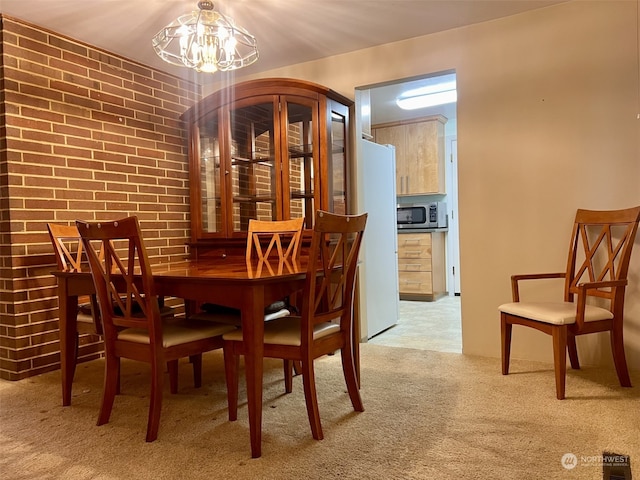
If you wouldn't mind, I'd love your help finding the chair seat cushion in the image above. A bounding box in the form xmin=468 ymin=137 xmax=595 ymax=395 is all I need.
xmin=117 ymin=320 xmax=236 ymax=348
xmin=223 ymin=316 xmax=340 ymax=346
xmin=498 ymin=301 xmax=613 ymax=325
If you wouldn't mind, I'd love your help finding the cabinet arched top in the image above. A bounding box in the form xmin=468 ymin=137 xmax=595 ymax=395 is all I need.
xmin=181 ymin=78 xmax=353 ymax=123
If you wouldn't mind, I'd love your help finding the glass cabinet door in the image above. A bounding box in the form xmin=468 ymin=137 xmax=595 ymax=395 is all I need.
xmin=228 ymin=98 xmax=279 ymax=235
xmin=197 ymin=111 xmax=223 ymax=235
xmin=282 ymin=97 xmax=318 ymax=229
xmin=328 ymin=100 xmax=348 ymax=215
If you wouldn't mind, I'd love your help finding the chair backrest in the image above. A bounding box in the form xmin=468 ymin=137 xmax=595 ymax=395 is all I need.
xmin=246 ymin=217 xmax=304 ymax=272
xmin=48 ymin=222 xmax=109 ymax=271
xmin=564 ymin=206 xmax=640 ymax=315
xmin=301 ymin=210 xmax=367 ymax=340
xmin=47 ymin=223 xmax=86 ymax=272
xmin=76 ymin=217 xmax=161 ymax=343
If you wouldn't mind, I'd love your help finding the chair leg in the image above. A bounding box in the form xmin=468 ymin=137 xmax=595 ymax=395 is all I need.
xmin=293 ymin=360 xmax=302 ymax=376
xmin=146 ymin=359 xmax=164 ymax=442
xmin=283 ymin=360 xmax=293 ymax=394
xmin=340 ymin=344 xmax=364 ymax=413
xmin=610 ymin=328 xmax=632 ymax=387
xmin=191 ymin=354 xmax=203 ymax=388
xmin=168 ymin=360 xmax=179 ymax=394
xmin=567 ymin=334 xmax=580 ymax=370
xmin=223 ymin=343 xmax=239 ymax=421
xmin=301 ymin=359 xmax=323 ymax=440
xmin=97 ymin=354 xmax=119 ymax=427
xmin=552 ymin=325 xmax=568 ymax=400
xmin=500 ymin=313 xmax=512 ymax=375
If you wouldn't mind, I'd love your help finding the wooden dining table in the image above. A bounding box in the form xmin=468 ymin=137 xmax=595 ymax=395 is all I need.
xmin=53 ymin=256 xmax=308 ymax=458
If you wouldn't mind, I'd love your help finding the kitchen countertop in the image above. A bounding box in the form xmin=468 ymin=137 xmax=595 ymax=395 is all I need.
xmin=397 ymin=228 xmax=448 ymax=234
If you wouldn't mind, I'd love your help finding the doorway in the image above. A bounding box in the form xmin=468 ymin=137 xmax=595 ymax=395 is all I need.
xmin=356 ymin=71 xmax=462 ymax=353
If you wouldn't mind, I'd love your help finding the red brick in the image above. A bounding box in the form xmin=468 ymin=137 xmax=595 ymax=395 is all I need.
xmin=52 ymin=145 xmax=93 ymax=159
xmin=19 ymin=37 xmax=62 ymax=58
xmin=89 ymin=89 xmax=125 ymax=106
xmin=49 ymin=79 xmax=89 ymax=97
xmin=21 ymin=106 xmax=65 ymax=123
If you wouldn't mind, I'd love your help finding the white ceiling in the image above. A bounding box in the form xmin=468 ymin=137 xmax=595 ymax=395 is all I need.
xmin=0 ymin=0 xmax=567 ymax=123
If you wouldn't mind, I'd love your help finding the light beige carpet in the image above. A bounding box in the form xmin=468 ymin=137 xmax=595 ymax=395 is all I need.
xmin=1 ymin=344 xmax=638 ymax=479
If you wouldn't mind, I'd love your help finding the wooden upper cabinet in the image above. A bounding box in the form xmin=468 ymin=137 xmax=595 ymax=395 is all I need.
xmin=373 ymin=115 xmax=447 ymax=195
xmin=181 ymin=78 xmax=352 ymax=255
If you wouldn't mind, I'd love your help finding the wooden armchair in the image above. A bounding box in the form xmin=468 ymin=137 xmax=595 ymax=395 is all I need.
xmin=223 ymin=210 xmax=367 ymax=440
xmin=76 ymin=216 xmax=236 ymax=441
xmin=499 ymin=206 xmax=640 ymax=399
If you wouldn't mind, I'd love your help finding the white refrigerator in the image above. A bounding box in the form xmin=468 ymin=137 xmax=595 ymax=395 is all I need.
xmin=356 ymin=139 xmax=399 ymax=339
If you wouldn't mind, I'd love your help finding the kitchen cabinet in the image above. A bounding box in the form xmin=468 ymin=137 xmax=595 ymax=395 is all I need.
xmin=397 ymin=231 xmax=446 ymax=301
xmin=372 ymin=115 xmax=446 ymax=195
xmin=181 ymin=78 xmax=352 ymax=257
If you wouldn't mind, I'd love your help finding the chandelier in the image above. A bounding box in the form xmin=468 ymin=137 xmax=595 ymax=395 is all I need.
xmin=152 ymin=1 xmax=258 ymax=73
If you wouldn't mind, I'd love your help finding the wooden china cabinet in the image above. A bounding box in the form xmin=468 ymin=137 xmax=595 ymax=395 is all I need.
xmin=181 ymin=78 xmax=353 ymax=258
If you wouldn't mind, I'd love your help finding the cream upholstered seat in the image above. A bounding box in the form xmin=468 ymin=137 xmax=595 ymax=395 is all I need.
xmin=223 ymin=210 xmax=367 ymax=441
xmin=499 ymin=206 xmax=640 ymax=400
xmin=77 ymin=216 xmax=235 ymax=442
xmin=223 ymin=316 xmax=340 ymax=346
xmin=498 ymin=302 xmax=613 ymax=325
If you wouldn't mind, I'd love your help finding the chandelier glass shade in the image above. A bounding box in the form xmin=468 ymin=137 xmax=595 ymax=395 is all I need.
xmin=152 ymin=1 xmax=258 ymax=73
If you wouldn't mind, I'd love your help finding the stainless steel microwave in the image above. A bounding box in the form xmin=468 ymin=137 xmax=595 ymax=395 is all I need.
xmin=397 ymin=202 xmax=447 ymax=230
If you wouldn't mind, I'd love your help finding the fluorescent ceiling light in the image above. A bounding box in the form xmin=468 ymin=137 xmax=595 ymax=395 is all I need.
xmin=396 ymin=80 xmax=457 ymax=110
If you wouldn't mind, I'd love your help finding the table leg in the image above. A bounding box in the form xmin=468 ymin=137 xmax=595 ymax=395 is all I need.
xmin=241 ymin=286 xmax=265 ymax=458
xmin=58 ymin=280 xmax=78 ymax=406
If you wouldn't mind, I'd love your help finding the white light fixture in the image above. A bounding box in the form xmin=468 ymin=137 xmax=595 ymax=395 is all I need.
xmin=396 ymin=81 xmax=457 ymax=110
xmin=152 ymin=1 xmax=258 ymax=73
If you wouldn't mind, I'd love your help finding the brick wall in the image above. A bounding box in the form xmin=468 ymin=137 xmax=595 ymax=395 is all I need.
xmin=0 ymin=15 xmax=201 ymax=380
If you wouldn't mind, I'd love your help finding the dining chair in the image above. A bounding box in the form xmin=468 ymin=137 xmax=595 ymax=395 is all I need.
xmin=190 ymin=217 xmax=305 ymax=388
xmin=76 ymin=216 xmax=236 ymax=442
xmin=499 ymin=206 xmax=640 ymax=399
xmin=246 ymin=217 xmax=304 ymax=272
xmin=190 ymin=217 xmax=305 ymax=325
xmin=223 ymin=210 xmax=367 ymax=440
xmin=47 ymin=223 xmax=191 ymax=392
xmin=47 ymin=223 xmax=102 ymax=338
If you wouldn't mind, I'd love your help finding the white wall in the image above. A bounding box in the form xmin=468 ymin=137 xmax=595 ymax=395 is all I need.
xmin=215 ymin=1 xmax=640 ymax=370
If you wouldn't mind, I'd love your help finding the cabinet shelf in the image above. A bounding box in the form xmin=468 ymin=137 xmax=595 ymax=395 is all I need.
xmin=231 ymin=156 xmax=274 ymax=167
xmin=289 ymin=144 xmax=313 ymax=158
xmin=232 ymin=195 xmax=276 ymax=204
xmin=290 ymin=189 xmax=314 ymax=199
